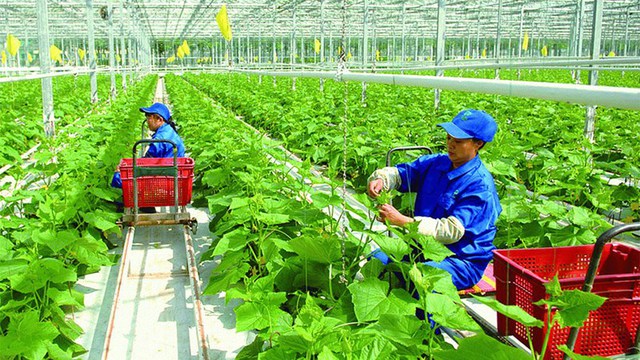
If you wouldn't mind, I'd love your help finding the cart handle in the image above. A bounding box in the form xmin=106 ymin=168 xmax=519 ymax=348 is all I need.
xmin=139 ymin=119 xmax=148 ymax=157
xmin=383 ymin=146 xmax=432 ymax=236
xmin=564 ymin=222 xmax=640 ymax=359
xmin=385 ymin=146 xmax=432 ymax=167
xmin=131 ymin=139 xmax=180 ymax=218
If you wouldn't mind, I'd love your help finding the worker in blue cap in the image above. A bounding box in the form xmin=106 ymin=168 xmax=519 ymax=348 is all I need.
xmin=111 ymin=102 xmax=186 ymax=189
xmin=367 ymin=109 xmax=502 ymax=291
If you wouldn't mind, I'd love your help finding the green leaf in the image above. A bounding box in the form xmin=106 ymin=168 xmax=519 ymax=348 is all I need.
xmin=360 ymin=257 xmax=385 ymax=279
xmin=348 ymin=277 xmax=389 ymax=322
xmin=256 ymin=212 xmax=290 ymax=225
xmin=89 ymin=187 xmax=117 ymax=202
xmin=434 ymin=333 xmax=530 ymax=360
xmin=236 ymin=336 xmax=265 ymax=360
xmin=551 ymin=290 xmax=607 ymax=328
xmin=296 ymin=295 xmax=325 ymax=327
xmin=45 ymin=342 xmax=73 ymax=360
xmin=235 ymin=302 xmax=293 ymax=332
xmin=425 ymin=293 xmax=482 ymax=332
xmin=230 ymin=197 xmax=249 ymax=209
xmin=412 ymin=233 xmax=455 ymax=262
xmin=368 ymin=233 xmax=410 ymax=262
xmin=0 ymin=235 xmax=14 ymax=261
xmin=82 ymin=211 xmax=118 ymax=232
xmin=544 ymin=275 xmax=563 ymax=298
xmin=0 ymin=311 xmax=59 ymax=359
xmin=345 ymin=211 xmax=366 ymax=232
xmin=372 ymin=314 xmax=424 ymax=347
xmin=556 ymin=345 xmax=610 ymax=360
xmin=276 ymin=332 xmax=311 ymax=353
xmin=33 ymin=229 xmax=78 ymax=253
xmin=203 ymin=263 xmax=250 ymax=295
xmin=310 ymin=192 xmax=343 ymax=208
xmin=567 ymin=207 xmax=593 ymax=226
xmin=288 ymin=234 xmax=341 ymax=264
xmin=212 ymin=227 xmax=253 ymax=256
xmin=470 ymin=295 xmax=543 ymax=328
xmin=318 ymin=346 xmax=340 ymax=360
xmin=47 ymin=287 xmax=84 ymax=308
xmin=408 ymin=264 xmax=459 ymax=301
xmin=202 ymin=168 xmax=229 ymax=187
xmin=9 ymin=258 xmax=76 ymax=293
xmin=360 ymin=337 xmax=396 ymax=359
xmin=0 ymin=259 xmax=28 ymax=281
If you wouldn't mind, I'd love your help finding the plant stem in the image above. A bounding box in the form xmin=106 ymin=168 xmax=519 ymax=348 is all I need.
xmin=538 ymin=308 xmax=556 ymax=360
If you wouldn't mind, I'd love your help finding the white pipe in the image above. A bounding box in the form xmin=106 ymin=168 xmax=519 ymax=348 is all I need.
xmin=235 ymin=69 xmax=640 ymax=111
xmin=0 ymin=66 xmax=145 ymax=83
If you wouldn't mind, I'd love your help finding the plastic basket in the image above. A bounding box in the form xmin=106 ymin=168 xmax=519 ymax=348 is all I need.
xmin=494 ymin=243 xmax=640 ymax=359
xmin=120 ymin=157 xmax=194 ymax=208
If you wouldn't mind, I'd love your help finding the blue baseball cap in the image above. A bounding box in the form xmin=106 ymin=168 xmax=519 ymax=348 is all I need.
xmin=437 ymin=109 xmax=497 ymax=143
xmin=140 ymin=102 xmax=171 ymax=122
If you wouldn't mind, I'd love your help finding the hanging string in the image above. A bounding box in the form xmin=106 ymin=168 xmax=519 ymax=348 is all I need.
xmin=338 ymin=0 xmax=349 ymax=285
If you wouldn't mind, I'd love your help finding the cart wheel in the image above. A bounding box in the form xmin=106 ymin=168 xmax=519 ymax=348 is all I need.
xmin=189 ymin=218 xmax=198 ymax=235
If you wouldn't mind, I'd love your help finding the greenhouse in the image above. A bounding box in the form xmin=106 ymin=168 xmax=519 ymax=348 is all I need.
xmin=1 ymin=0 xmax=640 ymax=359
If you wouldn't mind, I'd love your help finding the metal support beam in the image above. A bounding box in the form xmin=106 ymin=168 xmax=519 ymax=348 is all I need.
xmin=434 ymin=0 xmax=446 ymax=110
xmin=36 ymin=0 xmax=55 ymax=137
xmin=362 ymin=0 xmax=368 ymax=66
xmin=108 ymin=3 xmax=116 ymax=100
xmin=583 ymin=0 xmax=604 ymax=143
xmin=120 ymin=1 xmax=127 ymax=91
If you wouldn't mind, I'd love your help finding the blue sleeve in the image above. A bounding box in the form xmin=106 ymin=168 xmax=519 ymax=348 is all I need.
xmin=111 ymin=171 xmax=122 ymax=188
xmin=395 ymin=155 xmax=437 ymax=193
xmin=144 ymin=142 xmax=167 ymax=158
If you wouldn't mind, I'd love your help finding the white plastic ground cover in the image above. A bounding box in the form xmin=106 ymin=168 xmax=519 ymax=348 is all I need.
xmin=73 ymin=206 xmax=255 ymax=359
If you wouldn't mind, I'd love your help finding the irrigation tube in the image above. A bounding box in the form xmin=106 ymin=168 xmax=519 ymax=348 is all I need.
xmin=235 ymin=69 xmax=640 ymax=111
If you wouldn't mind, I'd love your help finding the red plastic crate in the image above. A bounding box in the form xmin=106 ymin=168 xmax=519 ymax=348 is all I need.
xmin=120 ymin=157 xmax=194 ymax=208
xmin=494 ymin=243 xmax=640 ymax=359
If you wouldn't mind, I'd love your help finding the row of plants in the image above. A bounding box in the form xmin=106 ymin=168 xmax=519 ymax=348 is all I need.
xmin=165 ymin=73 xmax=610 ymax=360
xmin=181 ymin=72 xmax=638 ymax=249
xmin=0 ymin=75 xmax=127 ymax=170
xmin=0 ymin=75 xmax=157 ymax=359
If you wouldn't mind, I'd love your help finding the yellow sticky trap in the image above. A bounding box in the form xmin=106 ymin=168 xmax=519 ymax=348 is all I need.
xmin=376 ymin=49 xmax=380 ymax=61
xmin=482 ymin=48 xmax=487 ymax=58
xmin=1 ymin=51 xmax=6 ymax=65
xmin=78 ymin=48 xmax=86 ymax=61
xmin=27 ymin=52 xmax=33 ymax=63
xmin=608 ymin=51 xmax=616 ymax=57
xmin=541 ymin=45 xmax=548 ymax=57
xmin=6 ymin=34 xmax=21 ymax=57
xmin=216 ymin=4 xmax=233 ymax=41
xmin=314 ymin=39 xmax=321 ymax=54
xmin=522 ymin=32 xmax=529 ymax=51
xmin=50 ymin=44 xmax=62 ymax=63
xmin=167 ymin=56 xmax=175 ymax=63
xmin=182 ymin=40 xmax=190 ymax=56
xmin=177 ymin=46 xmax=185 ymax=59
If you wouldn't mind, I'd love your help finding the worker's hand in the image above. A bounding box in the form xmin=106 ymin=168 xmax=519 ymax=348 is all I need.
xmin=368 ymin=178 xmax=384 ymax=198
xmin=378 ymin=204 xmax=414 ymax=227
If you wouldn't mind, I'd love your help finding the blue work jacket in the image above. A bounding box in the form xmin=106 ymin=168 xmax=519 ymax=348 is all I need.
xmin=111 ymin=123 xmax=186 ymax=188
xmin=396 ymin=153 xmax=501 ymax=288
